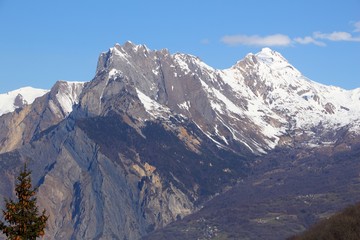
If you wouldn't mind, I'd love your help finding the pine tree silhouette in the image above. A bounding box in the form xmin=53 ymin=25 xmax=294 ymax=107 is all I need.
xmin=0 ymin=164 xmax=48 ymax=240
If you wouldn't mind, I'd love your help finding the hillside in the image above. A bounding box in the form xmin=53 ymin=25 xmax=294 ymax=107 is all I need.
xmin=289 ymin=202 xmax=360 ymax=240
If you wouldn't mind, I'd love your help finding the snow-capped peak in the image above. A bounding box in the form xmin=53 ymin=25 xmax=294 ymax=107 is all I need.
xmin=0 ymin=87 xmax=49 ymax=116
xmin=91 ymin=42 xmax=360 ymax=153
xmin=255 ymin=47 xmax=288 ymax=64
xmin=253 ymin=48 xmax=302 ymax=80
xmin=111 ymin=41 xmax=150 ymax=55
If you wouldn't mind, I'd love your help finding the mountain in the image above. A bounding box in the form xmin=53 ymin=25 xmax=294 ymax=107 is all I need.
xmin=0 ymin=81 xmax=84 ymax=154
xmin=93 ymin=42 xmax=360 ymax=154
xmin=0 ymin=41 xmax=359 ymax=239
xmin=0 ymin=87 xmax=48 ymax=116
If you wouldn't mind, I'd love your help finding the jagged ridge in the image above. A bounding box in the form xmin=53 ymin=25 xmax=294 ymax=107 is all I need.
xmin=0 ymin=41 xmax=360 ymax=240
xmin=90 ymin=42 xmax=360 ymax=153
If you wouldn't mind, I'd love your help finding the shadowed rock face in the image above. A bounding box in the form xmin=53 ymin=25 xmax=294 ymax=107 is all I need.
xmin=0 ymin=112 xmax=249 ymax=239
xmin=13 ymin=94 xmax=27 ymax=108
xmin=143 ymin=132 xmax=360 ymax=239
xmin=0 ymin=42 xmax=360 ymax=239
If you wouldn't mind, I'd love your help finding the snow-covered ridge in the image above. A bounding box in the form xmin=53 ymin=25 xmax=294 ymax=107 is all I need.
xmin=47 ymin=81 xmax=86 ymax=117
xmin=49 ymin=41 xmax=360 ymax=153
xmin=0 ymin=87 xmax=49 ymax=116
xmin=221 ymin=48 xmax=360 ymax=143
xmin=0 ymin=81 xmax=86 ymax=117
xmin=102 ymin=42 xmax=360 ymax=153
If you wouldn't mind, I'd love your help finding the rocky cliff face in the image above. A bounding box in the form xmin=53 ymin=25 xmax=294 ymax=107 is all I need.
xmin=0 ymin=42 xmax=359 ymax=239
xmin=0 ymin=81 xmax=84 ymax=154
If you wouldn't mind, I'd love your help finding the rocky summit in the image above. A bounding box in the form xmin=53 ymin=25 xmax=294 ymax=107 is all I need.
xmin=0 ymin=41 xmax=360 ymax=239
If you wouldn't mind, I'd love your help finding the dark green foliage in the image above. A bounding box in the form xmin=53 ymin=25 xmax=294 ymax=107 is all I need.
xmin=289 ymin=202 xmax=360 ymax=240
xmin=0 ymin=164 xmax=48 ymax=240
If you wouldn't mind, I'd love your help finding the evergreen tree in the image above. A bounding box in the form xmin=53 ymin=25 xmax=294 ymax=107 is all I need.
xmin=0 ymin=164 xmax=48 ymax=240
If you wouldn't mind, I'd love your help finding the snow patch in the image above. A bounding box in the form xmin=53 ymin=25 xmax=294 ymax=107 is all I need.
xmin=0 ymin=87 xmax=49 ymax=116
xmin=136 ymin=88 xmax=171 ymax=119
xmin=109 ymin=69 xmax=120 ymax=78
xmin=152 ymin=69 xmax=159 ymax=76
xmin=214 ymin=124 xmax=229 ymax=145
xmin=178 ymin=101 xmax=191 ymax=111
xmin=173 ymin=54 xmax=191 ymax=74
xmin=199 ymin=79 xmax=242 ymax=115
xmin=55 ymin=81 xmax=85 ymax=115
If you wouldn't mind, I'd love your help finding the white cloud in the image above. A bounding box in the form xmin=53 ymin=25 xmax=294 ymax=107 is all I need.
xmin=294 ymin=36 xmax=326 ymax=46
xmin=314 ymin=31 xmax=360 ymax=42
xmin=221 ymin=34 xmax=291 ymax=47
xmin=221 ymin=23 xmax=360 ymax=48
xmin=353 ymin=21 xmax=360 ymax=32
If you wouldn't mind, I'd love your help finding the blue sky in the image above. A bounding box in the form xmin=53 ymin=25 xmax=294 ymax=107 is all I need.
xmin=0 ymin=0 xmax=359 ymax=93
